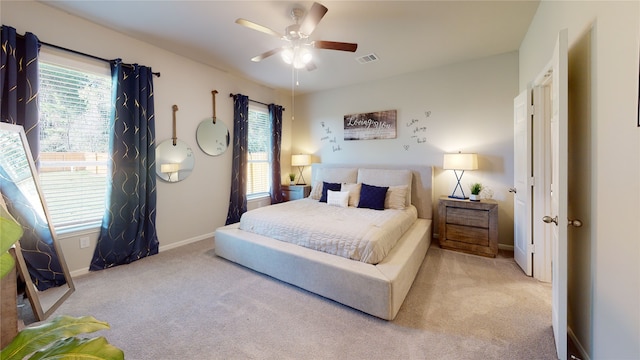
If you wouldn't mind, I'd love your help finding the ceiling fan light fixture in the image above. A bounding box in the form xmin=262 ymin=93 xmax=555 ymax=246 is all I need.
xmin=281 ymin=47 xmax=294 ymax=64
xmin=281 ymin=46 xmax=312 ymax=69
xmin=237 ymin=2 xmax=356 ymax=71
xmin=299 ymin=47 xmax=312 ymax=63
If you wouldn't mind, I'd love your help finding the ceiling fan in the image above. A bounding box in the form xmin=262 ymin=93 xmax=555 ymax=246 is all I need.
xmin=235 ymin=2 xmax=358 ymax=71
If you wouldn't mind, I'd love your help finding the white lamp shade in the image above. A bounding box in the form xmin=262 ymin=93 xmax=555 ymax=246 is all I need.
xmin=161 ymin=163 xmax=180 ymax=173
xmin=443 ymin=153 xmax=478 ymax=171
xmin=291 ymin=154 xmax=311 ymax=167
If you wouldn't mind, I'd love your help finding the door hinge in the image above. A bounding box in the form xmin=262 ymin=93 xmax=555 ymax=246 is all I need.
xmin=529 ymin=105 xmax=535 ymax=115
xmin=528 ymin=243 xmax=535 ymax=254
xmin=528 ymin=176 xmax=535 ymax=187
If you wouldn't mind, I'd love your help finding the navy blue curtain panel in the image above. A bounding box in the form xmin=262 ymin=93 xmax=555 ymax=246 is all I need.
xmin=225 ymin=94 xmax=249 ymax=225
xmin=0 ymin=25 xmax=40 ymax=162
xmin=0 ymin=164 xmax=65 ymax=290
xmin=0 ymin=26 xmax=65 ymax=290
xmin=269 ymin=104 xmax=284 ymax=204
xmin=90 ymin=59 xmax=159 ymax=270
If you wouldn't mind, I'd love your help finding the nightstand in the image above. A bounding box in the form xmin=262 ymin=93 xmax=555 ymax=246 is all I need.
xmin=438 ymin=196 xmax=498 ymax=257
xmin=281 ymin=184 xmax=311 ymax=201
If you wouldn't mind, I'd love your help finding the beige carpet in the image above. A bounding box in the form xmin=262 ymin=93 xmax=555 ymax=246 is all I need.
xmin=42 ymin=239 xmax=556 ymax=359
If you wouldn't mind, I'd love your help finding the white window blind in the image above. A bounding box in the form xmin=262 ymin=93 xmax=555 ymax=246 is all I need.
xmin=247 ymin=104 xmax=271 ymax=197
xmin=38 ymin=50 xmax=112 ymax=233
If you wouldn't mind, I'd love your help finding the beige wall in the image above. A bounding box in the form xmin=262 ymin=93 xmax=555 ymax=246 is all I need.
xmin=520 ymin=1 xmax=640 ymax=358
xmin=293 ymin=52 xmax=519 ymax=248
xmin=2 ymin=0 xmax=292 ymax=274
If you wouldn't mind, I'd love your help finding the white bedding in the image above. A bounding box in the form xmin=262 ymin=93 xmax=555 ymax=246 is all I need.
xmin=239 ymin=198 xmax=418 ymax=264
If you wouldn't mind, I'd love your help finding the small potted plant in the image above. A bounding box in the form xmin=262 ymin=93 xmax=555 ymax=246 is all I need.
xmin=288 ymin=173 xmax=296 ymax=186
xmin=469 ymin=183 xmax=482 ymax=201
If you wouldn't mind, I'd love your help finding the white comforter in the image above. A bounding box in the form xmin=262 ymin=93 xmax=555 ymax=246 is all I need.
xmin=239 ymin=198 xmax=418 ymax=264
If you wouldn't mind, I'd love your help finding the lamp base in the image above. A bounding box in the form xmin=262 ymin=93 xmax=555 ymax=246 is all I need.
xmin=296 ymin=166 xmax=307 ymax=185
xmin=448 ymin=195 xmax=468 ymax=200
xmin=448 ymin=170 xmax=468 ymax=199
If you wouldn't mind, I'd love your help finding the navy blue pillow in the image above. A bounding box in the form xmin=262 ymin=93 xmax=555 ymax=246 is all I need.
xmin=319 ymin=181 xmax=342 ymax=203
xmin=358 ymin=183 xmax=389 ymax=210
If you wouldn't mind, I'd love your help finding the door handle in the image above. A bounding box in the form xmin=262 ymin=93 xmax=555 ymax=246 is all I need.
xmin=568 ymin=219 xmax=583 ymax=227
xmin=508 ymin=187 xmax=517 ymax=193
xmin=542 ymin=215 xmax=583 ymax=227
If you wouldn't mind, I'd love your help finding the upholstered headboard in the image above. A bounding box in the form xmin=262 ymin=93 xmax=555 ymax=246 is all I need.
xmin=310 ymin=163 xmax=434 ymax=220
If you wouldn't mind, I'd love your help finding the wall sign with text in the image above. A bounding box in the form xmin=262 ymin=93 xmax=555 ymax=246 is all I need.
xmin=343 ymin=109 xmax=397 ymax=140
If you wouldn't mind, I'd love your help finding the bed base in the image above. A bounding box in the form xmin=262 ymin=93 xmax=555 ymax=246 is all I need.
xmin=214 ymin=218 xmax=431 ymax=320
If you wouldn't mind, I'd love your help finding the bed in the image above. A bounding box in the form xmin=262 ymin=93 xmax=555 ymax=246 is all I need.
xmin=214 ymin=164 xmax=433 ymax=320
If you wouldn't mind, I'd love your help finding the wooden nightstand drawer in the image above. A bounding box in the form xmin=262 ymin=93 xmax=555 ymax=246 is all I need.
xmin=438 ymin=197 xmax=498 ymax=257
xmin=446 ymin=207 xmax=489 ymax=228
xmin=446 ymin=224 xmax=489 ymax=246
xmin=281 ymin=185 xmax=311 ymax=201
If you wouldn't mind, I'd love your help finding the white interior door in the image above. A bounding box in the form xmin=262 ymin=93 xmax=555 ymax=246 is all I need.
xmin=547 ymin=29 xmax=569 ymax=360
xmin=513 ymin=90 xmax=533 ymax=276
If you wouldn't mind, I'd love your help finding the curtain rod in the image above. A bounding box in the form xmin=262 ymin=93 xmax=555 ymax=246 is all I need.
xmin=39 ymin=39 xmax=161 ymax=77
xmin=229 ymin=93 xmax=285 ymax=111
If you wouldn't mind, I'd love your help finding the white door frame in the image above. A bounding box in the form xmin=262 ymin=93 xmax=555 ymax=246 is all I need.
xmin=537 ymin=30 xmax=569 ymax=360
xmin=516 ymin=29 xmax=568 ymax=360
xmin=532 ymin=81 xmax=553 ymax=283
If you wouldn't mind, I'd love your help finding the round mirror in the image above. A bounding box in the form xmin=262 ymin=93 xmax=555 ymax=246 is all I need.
xmin=196 ymin=117 xmax=229 ymax=156
xmin=155 ymin=139 xmax=195 ymax=182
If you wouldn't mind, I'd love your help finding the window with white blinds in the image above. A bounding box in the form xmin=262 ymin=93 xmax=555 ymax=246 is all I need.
xmin=37 ymin=49 xmax=112 ymax=233
xmin=247 ymin=104 xmax=271 ymax=198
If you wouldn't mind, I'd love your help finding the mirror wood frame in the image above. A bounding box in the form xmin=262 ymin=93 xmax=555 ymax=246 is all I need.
xmin=0 ymin=122 xmax=75 ymax=321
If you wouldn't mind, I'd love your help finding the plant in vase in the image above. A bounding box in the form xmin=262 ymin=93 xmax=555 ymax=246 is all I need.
xmin=469 ymin=183 xmax=483 ymax=201
xmin=288 ymin=173 xmax=296 ymax=185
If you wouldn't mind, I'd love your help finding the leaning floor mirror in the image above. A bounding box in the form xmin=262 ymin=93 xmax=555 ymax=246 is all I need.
xmin=0 ymin=122 xmax=74 ymax=321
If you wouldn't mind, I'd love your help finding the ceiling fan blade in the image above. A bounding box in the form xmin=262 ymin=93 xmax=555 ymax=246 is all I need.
xmin=251 ymin=48 xmax=284 ymax=62
xmin=299 ymin=2 xmax=328 ymax=36
xmin=313 ymin=40 xmax=358 ymax=52
xmin=236 ymin=18 xmax=283 ymax=38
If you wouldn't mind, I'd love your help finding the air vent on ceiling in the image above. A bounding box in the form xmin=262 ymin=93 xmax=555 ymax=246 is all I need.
xmin=356 ymin=53 xmax=379 ymax=64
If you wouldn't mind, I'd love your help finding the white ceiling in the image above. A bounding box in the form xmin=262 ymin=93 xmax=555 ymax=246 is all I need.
xmin=39 ymin=0 xmax=540 ymax=94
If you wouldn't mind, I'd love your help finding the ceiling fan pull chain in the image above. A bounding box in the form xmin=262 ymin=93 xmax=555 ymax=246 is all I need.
xmin=291 ymin=65 xmax=295 ymax=121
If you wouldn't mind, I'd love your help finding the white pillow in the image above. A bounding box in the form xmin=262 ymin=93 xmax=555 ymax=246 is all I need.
xmin=341 ymin=183 xmax=361 ymax=207
xmin=385 ymin=185 xmax=408 ymax=210
xmin=309 ymin=181 xmax=323 ymax=200
xmin=326 ymin=190 xmax=349 ymax=208
xmin=310 ymin=167 xmax=358 ymax=199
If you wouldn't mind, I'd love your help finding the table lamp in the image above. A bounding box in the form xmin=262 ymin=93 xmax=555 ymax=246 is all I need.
xmin=443 ymin=152 xmax=478 ymax=199
xmin=291 ymin=154 xmax=311 ymax=185
xmin=161 ymin=163 xmax=180 ymax=182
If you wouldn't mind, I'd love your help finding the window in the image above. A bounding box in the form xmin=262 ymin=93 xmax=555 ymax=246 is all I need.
xmin=246 ymin=104 xmax=271 ymax=198
xmin=37 ymin=49 xmax=112 ymax=233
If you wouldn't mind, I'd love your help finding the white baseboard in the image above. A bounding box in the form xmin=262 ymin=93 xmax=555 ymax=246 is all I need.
xmin=498 ymin=244 xmax=514 ymax=251
xmin=568 ymin=327 xmax=590 ymax=360
xmin=69 ymin=232 xmax=216 ymax=278
xmin=158 ymin=232 xmax=215 ymax=252
xmin=70 ymin=267 xmax=90 ymax=278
